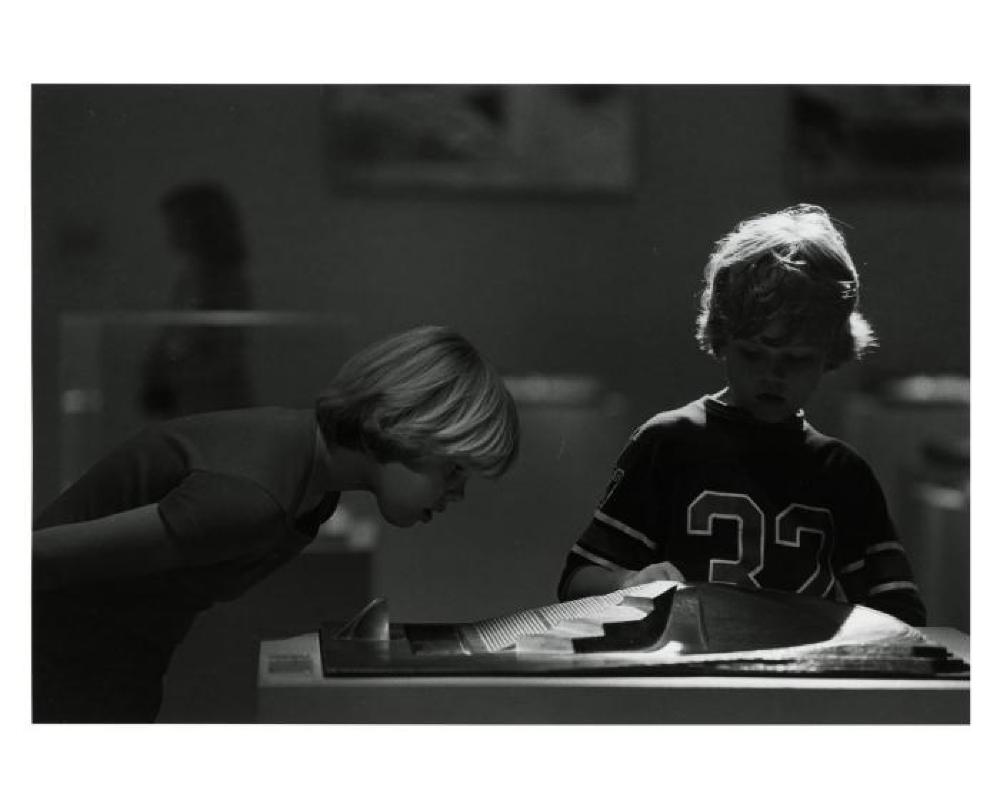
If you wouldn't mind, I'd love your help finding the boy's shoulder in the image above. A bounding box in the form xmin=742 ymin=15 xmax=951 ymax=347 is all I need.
xmin=633 ymin=400 xmax=875 ymax=469
xmin=801 ymin=418 xmax=859 ymax=454
xmin=802 ymin=422 xmax=877 ymax=475
xmin=146 ymin=406 xmax=316 ymax=501
xmin=148 ymin=406 xmax=308 ymax=442
xmin=640 ymin=397 xmax=706 ymax=429
xmin=631 ymin=397 xmax=710 ymax=447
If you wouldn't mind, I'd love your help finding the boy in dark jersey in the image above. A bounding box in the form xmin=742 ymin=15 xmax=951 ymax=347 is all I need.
xmin=33 ymin=325 xmax=519 ymax=722
xmin=557 ymin=204 xmax=926 ymax=627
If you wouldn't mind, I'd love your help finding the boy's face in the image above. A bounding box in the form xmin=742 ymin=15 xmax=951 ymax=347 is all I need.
xmin=373 ymin=456 xmax=468 ymax=527
xmin=719 ymin=324 xmax=827 ymax=423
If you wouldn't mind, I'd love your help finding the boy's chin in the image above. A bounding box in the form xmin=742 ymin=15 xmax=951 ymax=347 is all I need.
xmin=748 ymin=402 xmax=796 ymax=423
xmin=753 ymin=409 xmax=791 ymax=423
xmin=378 ymin=505 xmax=421 ymax=528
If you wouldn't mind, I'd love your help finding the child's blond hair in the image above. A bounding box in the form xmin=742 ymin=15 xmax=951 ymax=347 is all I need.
xmin=696 ymin=203 xmax=876 ymax=368
xmin=316 ymin=325 xmax=519 ymax=477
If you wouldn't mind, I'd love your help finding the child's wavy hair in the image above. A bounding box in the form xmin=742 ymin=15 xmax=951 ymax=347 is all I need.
xmin=695 ymin=203 xmax=876 ymax=369
xmin=316 ymin=325 xmax=520 ymax=477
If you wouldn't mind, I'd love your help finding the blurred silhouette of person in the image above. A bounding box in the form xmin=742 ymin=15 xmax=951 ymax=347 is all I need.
xmin=140 ymin=182 xmax=254 ymax=418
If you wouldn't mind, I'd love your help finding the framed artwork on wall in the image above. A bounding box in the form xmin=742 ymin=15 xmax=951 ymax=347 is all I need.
xmin=788 ymin=85 xmax=969 ymax=197
xmin=321 ymin=85 xmax=637 ymax=195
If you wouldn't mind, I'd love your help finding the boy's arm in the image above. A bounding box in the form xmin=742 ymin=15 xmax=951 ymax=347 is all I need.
xmin=33 ymin=504 xmax=183 ymax=591
xmin=863 ymin=587 xmax=927 ymax=627
xmin=560 ymin=564 xmax=631 ymax=599
xmin=835 ymin=457 xmax=928 ymax=627
xmin=562 ymin=561 xmax=686 ymax=600
xmin=839 ymin=540 xmax=926 ymax=626
xmin=34 ymin=470 xmax=288 ymax=593
xmin=559 ymin=425 xmax=672 ymax=600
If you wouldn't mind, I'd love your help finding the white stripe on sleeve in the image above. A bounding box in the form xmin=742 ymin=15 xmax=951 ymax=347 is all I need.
xmin=868 ymin=580 xmax=919 ymax=596
xmin=593 ymin=510 xmax=656 ymax=550
xmin=866 ymin=541 xmax=905 ymax=555
xmin=570 ymin=545 xmax=627 ymax=572
xmin=838 ymin=559 xmax=865 ymax=575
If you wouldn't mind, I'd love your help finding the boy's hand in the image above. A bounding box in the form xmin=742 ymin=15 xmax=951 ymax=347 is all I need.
xmin=622 ymin=560 xmax=686 ymax=587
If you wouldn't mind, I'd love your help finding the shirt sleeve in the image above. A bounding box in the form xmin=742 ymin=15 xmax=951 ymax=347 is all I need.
xmin=157 ymin=470 xmax=287 ymax=565
xmin=832 ymin=455 xmax=927 ymax=627
xmin=557 ymin=428 xmax=663 ymax=599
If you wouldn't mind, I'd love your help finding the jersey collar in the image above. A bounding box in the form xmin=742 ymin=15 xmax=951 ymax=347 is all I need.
xmin=703 ymin=393 xmax=806 ymax=432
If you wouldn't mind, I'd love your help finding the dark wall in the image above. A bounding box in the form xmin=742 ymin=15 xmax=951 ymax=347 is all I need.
xmin=32 ymin=85 xmax=969 ymax=508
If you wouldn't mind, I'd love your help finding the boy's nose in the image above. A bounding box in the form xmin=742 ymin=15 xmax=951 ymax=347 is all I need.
xmin=769 ymin=356 xmax=790 ymax=379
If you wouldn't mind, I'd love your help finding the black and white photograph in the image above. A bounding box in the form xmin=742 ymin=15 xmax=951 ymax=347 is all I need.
xmin=29 ymin=82 xmax=971 ymax=727
xmin=9 ymin=5 xmax=992 ymax=806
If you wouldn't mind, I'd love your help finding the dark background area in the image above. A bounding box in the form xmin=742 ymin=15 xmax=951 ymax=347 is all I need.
xmin=32 ymin=84 xmax=969 ymax=507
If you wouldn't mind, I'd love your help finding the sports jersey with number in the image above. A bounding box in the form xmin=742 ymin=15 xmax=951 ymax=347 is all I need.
xmin=557 ymin=395 xmax=926 ymax=626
